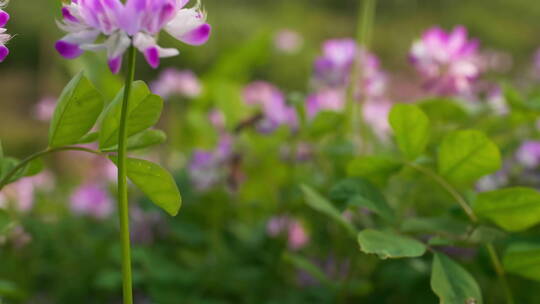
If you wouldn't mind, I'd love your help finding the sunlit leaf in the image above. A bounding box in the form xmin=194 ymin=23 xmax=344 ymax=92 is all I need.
xmin=389 ymin=104 xmax=430 ymax=160
xmin=102 ymin=130 xmax=166 ymax=152
xmin=357 ymin=229 xmax=426 ymax=259
xmin=110 ymin=157 xmax=181 ymax=216
xmin=49 ymin=72 xmax=104 ymax=147
xmin=503 ymin=242 xmax=540 ymax=281
xmin=474 ymin=187 xmax=540 ymax=232
xmin=438 ymin=130 xmax=501 ymax=185
xmin=99 ymin=81 xmax=163 ymax=149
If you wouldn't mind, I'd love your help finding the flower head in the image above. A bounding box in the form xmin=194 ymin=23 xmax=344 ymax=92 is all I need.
xmin=0 ymin=0 xmax=11 ymax=62
xmin=305 ymin=89 xmax=345 ymax=119
xmin=56 ymin=0 xmax=211 ymax=73
xmin=409 ymin=26 xmax=480 ymax=96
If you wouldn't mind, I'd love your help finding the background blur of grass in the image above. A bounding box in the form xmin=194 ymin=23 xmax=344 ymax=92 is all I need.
xmin=1 ymin=0 xmax=540 ymax=154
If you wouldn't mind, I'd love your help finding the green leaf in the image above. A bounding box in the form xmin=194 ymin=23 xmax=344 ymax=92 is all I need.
xmin=300 ymin=184 xmax=356 ymax=236
xmin=48 ymin=72 xmax=104 ymax=147
xmin=474 ymin=187 xmax=540 ymax=232
xmin=99 ymin=81 xmax=163 ymax=149
xmin=77 ymin=132 xmax=99 ymax=144
xmin=0 ymin=158 xmax=43 ymax=184
xmin=401 ymin=217 xmax=470 ymax=237
xmin=503 ymin=242 xmax=540 ymax=281
xmin=347 ymin=156 xmax=402 ymax=185
xmin=357 ymin=229 xmax=427 ymax=259
xmin=102 ymin=130 xmax=166 ymax=152
xmin=329 ymin=178 xmax=395 ymax=221
xmin=389 ymin=104 xmax=430 ymax=160
xmin=110 ymin=157 xmax=181 ymax=216
xmin=438 ymin=130 xmax=501 ymax=185
xmin=431 ymin=253 xmax=483 ymax=304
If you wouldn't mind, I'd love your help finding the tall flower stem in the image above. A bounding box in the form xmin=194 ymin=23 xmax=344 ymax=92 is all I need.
xmin=405 ymin=162 xmax=515 ymax=304
xmin=117 ymin=45 xmax=137 ymax=304
xmin=346 ymin=0 xmax=377 ymax=152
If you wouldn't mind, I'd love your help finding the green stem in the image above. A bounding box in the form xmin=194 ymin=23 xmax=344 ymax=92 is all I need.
xmin=487 ymin=243 xmax=515 ymax=304
xmin=0 ymin=146 xmax=102 ymax=190
xmin=405 ymin=162 xmax=477 ymax=222
xmin=117 ymin=45 xmax=136 ymax=304
xmin=405 ymin=161 xmax=515 ymax=304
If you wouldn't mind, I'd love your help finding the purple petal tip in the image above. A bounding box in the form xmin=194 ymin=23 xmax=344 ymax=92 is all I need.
xmin=55 ymin=40 xmax=83 ymax=59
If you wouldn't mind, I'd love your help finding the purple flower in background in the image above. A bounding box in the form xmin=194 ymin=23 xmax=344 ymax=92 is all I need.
xmin=56 ymin=0 xmax=211 ymax=73
xmin=151 ymin=68 xmax=202 ymax=99
xmin=313 ymin=39 xmax=357 ymax=87
xmin=243 ymin=81 xmax=298 ymax=132
xmin=409 ymin=26 xmax=481 ymax=96
xmin=274 ymin=29 xmax=303 ymax=54
xmin=188 ymin=134 xmax=234 ymax=190
xmin=267 ymin=215 xmax=309 ymax=250
xmin=0 ymin=172 xmax=55 ymax=213
xmin=0 ymin=1 xmax=11 ymax=62
xmin=33 ymin=97 xmax=57 ymax=121
xmin=516 ymin=141 xmax=540 ymax=169
xmin=533 ymin=48 xmax=540 ymax=79
xmin=208 ymin=109 xmax=226 ymax=131
xmin=305 ymin=89 xmax=345 ymax=119
xmin=70 ymin=183 xmax=113 ymax=219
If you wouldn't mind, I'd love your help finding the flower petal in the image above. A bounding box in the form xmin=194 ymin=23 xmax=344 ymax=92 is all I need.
xmin=0 ymin=45 xmax=8 ymax=62
xmin=55 ymin=40 xmax=84 ymax=59
xmin=177 ymin=23 xmax=211 ymax=45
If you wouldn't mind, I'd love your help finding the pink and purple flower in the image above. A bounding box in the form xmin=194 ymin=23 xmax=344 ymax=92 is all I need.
xmin=56 ymin=0 xmax=211 ymax=73
xmin=243 ymin=81 xmax=298 ymax=133
xmin=409 ymin=26 xmax=481 ymax=96
xmin=0 ymin=0 xmax=11 ymax=62
xmin=70 ymin=183 xmax=114 ymax=219
xmin=151 ymin=68 xmax=202 ymax=99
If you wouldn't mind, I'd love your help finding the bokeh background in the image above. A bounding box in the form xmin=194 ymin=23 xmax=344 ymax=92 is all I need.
xmin=1 ymin=0 xmax=540 ymax=303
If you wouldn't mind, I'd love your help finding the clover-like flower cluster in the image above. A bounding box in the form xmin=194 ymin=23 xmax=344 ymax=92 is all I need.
xmin=0 ymin=0 xmax=11 ymax=62
xmin=56 ymin=0 xmax=211 ymax=73
xmin=409 ymin=26 xmax=480 ymax=96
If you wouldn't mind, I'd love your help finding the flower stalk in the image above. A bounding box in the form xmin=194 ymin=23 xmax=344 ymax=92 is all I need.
xmin=117 ymin=45 xmax=137 ymax=304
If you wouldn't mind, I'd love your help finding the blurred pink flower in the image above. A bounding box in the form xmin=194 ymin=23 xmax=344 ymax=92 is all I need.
xmin=33 ymin=97 xmax=57 ymax=121
xmin=56 ymin=0 xmax=211 ymax=73
xmin=363 ymin=100 xmax=392 ymax=139
xmin=409 ymin=26 xmax=481 ymax=96
xmin=305 ymin=89 xmax=345 ymax=119
xmin=516 ymin=141 xmax=540 ymax=169
xmin=151 ymin=68 xmax=202 ymax=99
xmin=313 ymin=39 xmax=357 ymax=88
xmin=0 ymin=1 xmax=10 ymax=62
xmin=0 ymin=172 xmax=55 ymax=212
xmin=267 ymin=215 xmax=309 ymax=250
xmin=274 ymin=29 xmax=303 ymax=54
xmin=243 ymin=81 xmax=298 ymax=132
xmin=70 ymin=183 xmax=113 ymax=219
xmin=208 ymin=109 xmax=226 ymax=131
